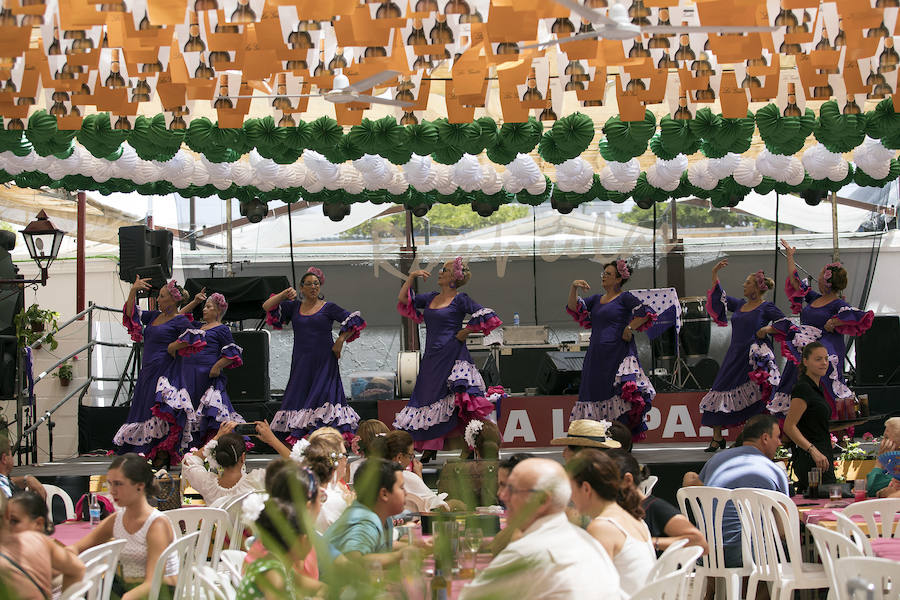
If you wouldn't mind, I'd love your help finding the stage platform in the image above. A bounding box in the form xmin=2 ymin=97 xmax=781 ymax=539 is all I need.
xmin=13 ymin=442 xmax=713 ymax=509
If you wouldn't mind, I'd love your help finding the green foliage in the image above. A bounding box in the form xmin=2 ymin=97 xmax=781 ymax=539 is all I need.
xmin=14 ymin=304 xmax=60 ymax=350
xmin=52 ymin=361 xmax=73 ymax=380
xmin=340 ymin=204 xmax=529 ymax=239
xmin=619 ymin=201 xmax=777 ymax=230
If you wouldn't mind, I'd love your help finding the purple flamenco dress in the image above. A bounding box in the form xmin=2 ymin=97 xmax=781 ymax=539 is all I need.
xmin=171 ymin=324 xmax=246 ymax=444
xmin=700 ymin=281 xmax=796 ymax=428
xmin=768 ymin=273 xmax=874 ymax=416
xmin=394 ymin=291 xmax=501 ymax=451
xmin=266 ymin=300 xmax=365 ymax=441
xmin=113 ymin=304 xmax=197 ymax=460
xmin=567 ymin=292 xmax=657 ymax=438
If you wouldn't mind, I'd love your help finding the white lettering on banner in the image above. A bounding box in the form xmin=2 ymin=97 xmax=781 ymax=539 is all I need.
xmin=552 ymin=409 xmax=567 ymax=440
xmin=503 ymin=410 xmax=536 ymax=443
xmin=699 ymin=426 xmax=728 ymax=437
xmin=663 ymin=405 xmax=696 ymax=438
xmin=645 ymin=407 xmax=661 ymax=431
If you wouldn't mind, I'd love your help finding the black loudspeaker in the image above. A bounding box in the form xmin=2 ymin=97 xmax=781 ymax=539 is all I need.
xmin=483 ymin=347 xmax=555 ymax=393
xmin=78 ymin=405 xmax=131 ymax=453
xmin=0 ymin=231 xmax=22 ymax=400
xmin=689 ymin=357 xmax=719 ymax=390
xmin=857 ymin=316 xmax=900 ymax=386
xmin=118 ymin=226 xmax=174 ymax=284
xmin=537 ymin=351 xmax=585 ymax=395
xmin=226 ymin=330 xmax=270 ymax=403
xmin=184 ymin=276 xmax=291 ymax=322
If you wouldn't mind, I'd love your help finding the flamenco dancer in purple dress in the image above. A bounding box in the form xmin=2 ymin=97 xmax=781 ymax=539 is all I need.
xmin=567 ymin=260 xmax=656 ymax=439
xmin=166 ymin=293 xmax=246 ymax=444
xmin=394 ymin=257 xmax=502 ymax=463
xmin=701 ymin=260 xmax=796 ymax=452
xmin=768 ymin=240 xmax=874 ymax=417
xmin=113 ymin=276 xmax=206 ymax=465
xmin=263 ymin=267 xmax=365 ymax=442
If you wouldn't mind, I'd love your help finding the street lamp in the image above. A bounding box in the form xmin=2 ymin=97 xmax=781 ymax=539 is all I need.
xmin=0 ymin=210 xmax=66 ymax=286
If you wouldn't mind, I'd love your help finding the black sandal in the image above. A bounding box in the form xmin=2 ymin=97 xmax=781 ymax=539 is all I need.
xmin=704 ymin=438 xmax=727 ymax=453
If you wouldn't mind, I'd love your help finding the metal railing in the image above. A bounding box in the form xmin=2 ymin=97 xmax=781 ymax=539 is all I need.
xmin=13 ymin=302 xmax=138 ymax=464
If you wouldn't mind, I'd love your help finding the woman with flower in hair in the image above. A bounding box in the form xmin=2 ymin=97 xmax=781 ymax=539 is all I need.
xmin=167 ymin=292 xmax=246 ymax=444
xmin=394 ymin=257 xmax=502 ymax=463
xmin=438 ymin=418 xmax=502 ymax=508
xmin=700 ymin=260 xmax=795 ymax=452
xmin=113 ymin=276 xmax=206 ymax=464
xmin=770 ymin=240 xmax=874 ymax=417
xmin=568 ymin=260 xmax=657 ymax=439
xmin=180 ymin=421 xmax=266 ymax=507
xmin=263 ymin=267 xmax=365 ymax=441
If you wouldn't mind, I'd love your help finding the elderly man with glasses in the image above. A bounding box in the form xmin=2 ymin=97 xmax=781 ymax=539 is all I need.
xmin=459 ymin=458 xmax=623 ymax=600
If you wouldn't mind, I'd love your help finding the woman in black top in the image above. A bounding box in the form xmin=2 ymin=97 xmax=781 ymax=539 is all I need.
xmin=784 ymin=341 xmax=835 ymax=493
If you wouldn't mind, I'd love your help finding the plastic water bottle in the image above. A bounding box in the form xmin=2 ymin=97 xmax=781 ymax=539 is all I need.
xmin=513 ymin=312 xmax=520 ymax=326
xmin=89 ymin=493 xmax=101 ymax=526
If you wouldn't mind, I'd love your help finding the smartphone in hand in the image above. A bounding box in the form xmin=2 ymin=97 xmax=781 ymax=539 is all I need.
xmin=233 ymin=423 xmax=257 ymax=436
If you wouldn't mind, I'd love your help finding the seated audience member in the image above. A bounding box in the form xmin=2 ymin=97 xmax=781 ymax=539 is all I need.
xmin=326 ymin=459 xmax=411 ymax=565
xmin=488 ymin=453 xmax=533 ymax=556
xmin=460 ymin=458 xmax=622 ymax=600
xmin=71 ymin=453 xmax=179 ymax=600
xmin=867 ymin=417 xmax=900 ymax=497
xmin=306 ymin=428 xmax=354 ymax=531
xmin=682 ymin=414 xmax=788 ymax=568
xmin=349 ymin=420 xmax=390 ymax=479
xmin=608 ymin=421 xmax=634 ymax=452
xmin=8 ymin=491 xmax=53 ymax=537
xmin=0 ymin=435 xmax=45 ymax=500
xmin=438 ymin=419 xmax=503 ymax=509
xmin=550 ymin=419 xmax=621 ymax=464
xmin=0 ymin=493 xmax=84 ymax=600
xmin=606 ymin=449 xmax=707 ymax=556
xmin=567 ymin=449 xmax=656 ymax=596
xmin=237 ymin=497 xmax=317 ymax=600
xmin=371 ymin=430 xmax=449 ymax=513
xmin=181 ymin=423 xmax=265 ymax=507
xmin=308 ymin=427 xmax=351 ymax=483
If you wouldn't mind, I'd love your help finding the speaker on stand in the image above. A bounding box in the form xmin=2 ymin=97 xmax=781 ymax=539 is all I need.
xmin=118 ymin=226 xmax=174 ymax=294
xmin=536 ymin=351 xmax=585 ymax=395
xmin=226 ymin=330 xmax=271 ymax=403
xmin=856 ymin=316 xmax=900 ymax=386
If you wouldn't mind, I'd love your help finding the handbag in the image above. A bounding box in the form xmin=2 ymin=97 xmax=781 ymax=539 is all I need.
xmin=153 ymin=470 xmax=182 ymax=511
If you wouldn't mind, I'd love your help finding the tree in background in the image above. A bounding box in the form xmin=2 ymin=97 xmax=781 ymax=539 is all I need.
xmin=340 ymin=204 xmax=530 ymax=239
xmin=619 ymin=202 xmax=777 ymax=230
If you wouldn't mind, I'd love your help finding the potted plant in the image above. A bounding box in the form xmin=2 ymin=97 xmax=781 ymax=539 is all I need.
xmin=13 ymin=304 xmax=59 ymax=350
xmin=52 ymin=361 xmax=73 ymax=386
xmin=835 ymin=435 xmax=877 ymax=481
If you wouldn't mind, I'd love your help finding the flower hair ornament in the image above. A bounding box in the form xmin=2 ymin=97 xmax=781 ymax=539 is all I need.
xmin=305 ymin=267 xmax=325 ymax=285
xmin=464 ymin=420 xmax=485 ymax=450
xmin=449 ymin=256 xmax=469 ymax=288
xmin=755 ymin=270 xmax=769 ymax=291
xmin=290 ymin=438 xmax=311 ymax=464
xmin=822 ymin=262 xmax=842 ymax=289
xmin=242 ymin=492 xmax=269 ymax=522
xmin=165 ymin=280 xmax=183 ymax=302
xmin=202 ymin=439 xmax=220 ymax=472
xmin=616 ymin=259 xmax=631 ymax=280
xmin=208 ymin=293 xmax=228 ymax=315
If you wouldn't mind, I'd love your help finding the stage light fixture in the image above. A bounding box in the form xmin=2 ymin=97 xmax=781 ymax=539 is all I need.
xmin=471 ymin=200 xmax=497 ymax=217
xmin=322 ymin=202 xmax=351 ymax=222
xmin=727 ymin=195 xmax=744 ymax=207
xmin=409 ymin=203 xmax=430 ymax=217
xmin=551 ymin=196 xmax=576 ymax=214
xmin=239 ymin=198 xmax=269 ymax=223
xmin=634 ymin=197 xmax=654 ymax=210
xmin=801 ymin=189 xmax=828 ymax=206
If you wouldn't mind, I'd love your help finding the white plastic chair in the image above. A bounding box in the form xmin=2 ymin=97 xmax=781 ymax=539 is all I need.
xmin=165 ymin=507 xmax=229 ymax=568
xmin=731 ymin=488 xmax=828 ymax=600
xmin=221 ymin=491 xmax=254 ymax=551
xmin=218 ymin=549 xmax=247 ymax=589
xmin=193 ymin=565 xmax=236 ymax=600
xmin=841 ymin=498 xmax=900 ymax=540
xmin=60 ymin=579 xmax=95 ymax=600
xmin=639 ymin=475 xmax=659 ymax=497
xmin=833 ymin=556 xmax=900 ymax=600
xmin=148 ymin=531 xmax=200 ymax=600
xmin=77 ymin=539 xmax=126 ymax=600
xmin=645 ymin=542 xmax=704 ymax=600
xmin=676 ymin=486 xmax=750 ymax=600
xmin=629 ymin=571 xmax=687 ymax=600
xmin=808 ymin=523 xmax=864 ymax=600
xmin=836 ymin=512 xmax=876 ymax=556
xmin=44 ymin=484 xmax=76 ymax=522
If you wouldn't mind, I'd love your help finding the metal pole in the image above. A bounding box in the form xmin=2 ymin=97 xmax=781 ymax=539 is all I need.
xmin=225 ymin=199 xmax=234 ymax=277
xmin=86 ymin=301 xmax=93 ymax=405
xmin=832 ymin=190 xmax=840 ymax=262
xmin=76 ymin=191 xmax=86 ymax=316
xmin=774 ymin=194 xmax=780 ymax=304
xmin=287 ymin=201 xmax=297 ymax=289
xmin=189 ymin=197 xmax=197 ymax=251
xmin=652 ymin=203 xmax=657 ymax=289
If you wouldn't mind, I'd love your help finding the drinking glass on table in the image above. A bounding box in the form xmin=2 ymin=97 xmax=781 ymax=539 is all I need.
xmin=854 ymin=479 xmax=867 ymax=502
xmin=808 ymin=468 xmax=822 ymax=498
xmin=829 ymin=484 xmax=842 ymax=502
xmin=464 ymin=528 xmax=483 ymax=554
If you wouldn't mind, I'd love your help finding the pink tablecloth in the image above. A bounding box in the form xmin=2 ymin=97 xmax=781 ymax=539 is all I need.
xmin=870 ymin=539 xmax=900 ymax=560
xmin=52 ymin=520 xmax=93 ymax=545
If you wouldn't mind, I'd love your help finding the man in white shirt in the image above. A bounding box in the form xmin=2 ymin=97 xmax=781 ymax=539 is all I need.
xmin=459 ymin=458 xmax=623 ymax=600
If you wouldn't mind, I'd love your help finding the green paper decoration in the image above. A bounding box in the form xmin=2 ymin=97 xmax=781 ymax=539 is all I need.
xmin=77 ymin=113 xmax=129 ymax=160
xmin=866 ymin=98 xmax=900 ymax=149
xmin=690 ymin=108 xmax=755 ymax=159
xmin=814 ymin=101 xmax=868 ymax=154
xmin=755 ymin=104 xmax=816 ymax=156
xmin=128 ymin=115 xmax=184 ymax=162
xmin=550 ymin=112 xmax=595 ymax=159
xmin=599 ymin=110 xmax=656 ymax=162
xmin=25 ymin=110 xmax=76 ymax=157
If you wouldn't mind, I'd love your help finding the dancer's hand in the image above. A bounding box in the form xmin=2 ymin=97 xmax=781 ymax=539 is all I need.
xmin=332 ymin=339 xmax=344 ymax=359
xmin=193 ymin=287 xmax=207 ymax=304
xmin=824 ymin=318 xmax=839 ymax=333
xmin=622 ymin=326 xmax=633 ymax=342
xmin=455 ymin=329 xmax=469 ymax=342
xmin=209 ymin=365 xmax=222 ymax=378
xmin=756 ymin=326 xmax=770 ymax=339
xmin=282 ymin=287 xmax=298 ymax=301
xmin=408 ymin=269 xmax=430 ymax=280
xmin=712 ymin=259 xmax=728 ymax=274
xmin=781 ymin=239 xmax=796 ymax=258
xmin=131 ymin=275 xmax=152 ymax=293
xmin=572 ymin=279 xmax=591 ymax=291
